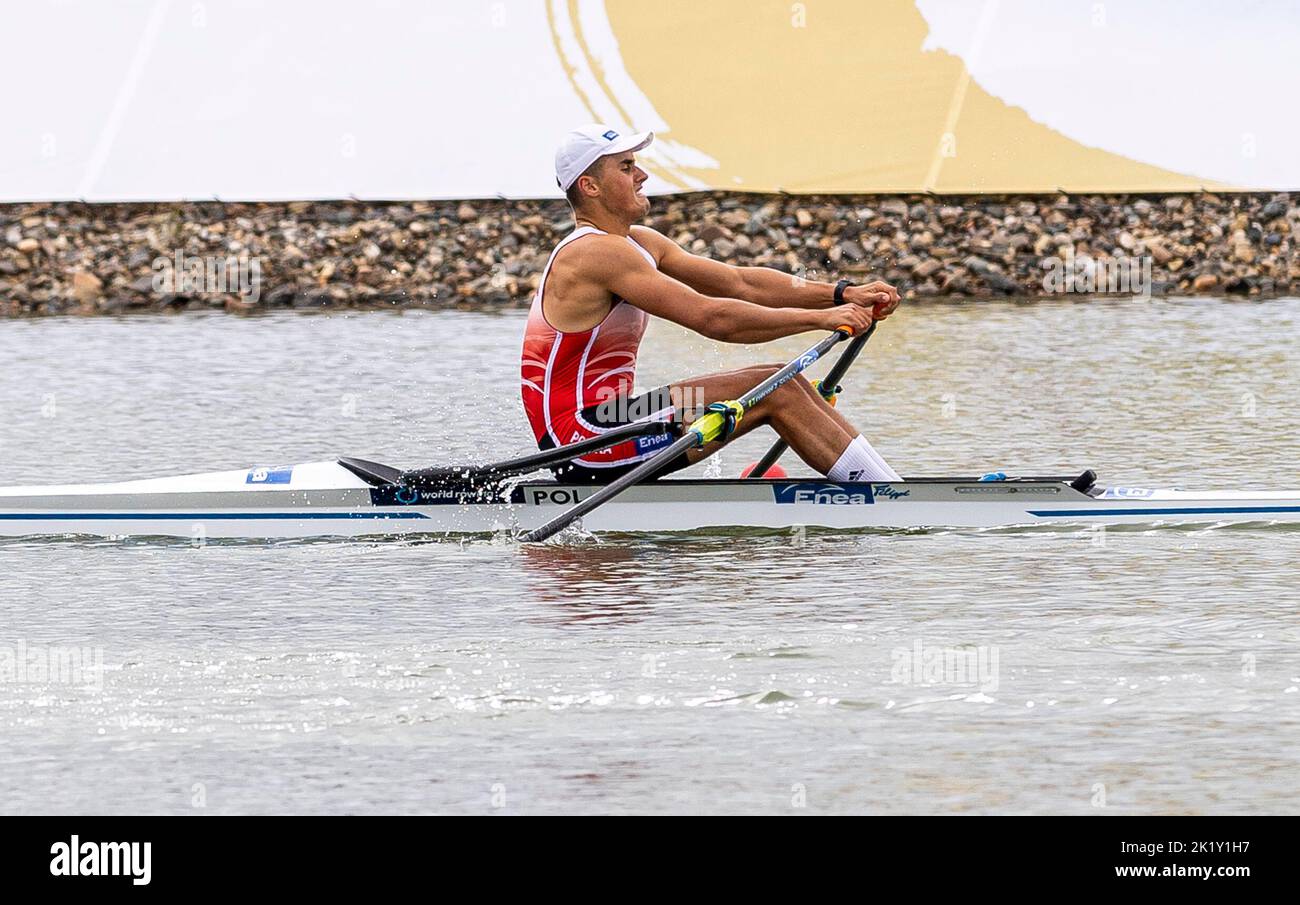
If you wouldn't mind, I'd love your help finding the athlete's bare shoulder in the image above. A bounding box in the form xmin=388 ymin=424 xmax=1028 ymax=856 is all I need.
xmin=557 ymin=231 xmax=656 ymax=283
xmin=629 ymin=225 xmax=673 ymax=260
xmin=540 ymin=233 xmax=647 ymax=331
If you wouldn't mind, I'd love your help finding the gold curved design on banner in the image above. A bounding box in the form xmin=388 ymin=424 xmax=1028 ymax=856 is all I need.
xmin=550 ymin=0 xmax=1229 ymax=193
xmin=547 ymin=0 xmax=698 ymax=190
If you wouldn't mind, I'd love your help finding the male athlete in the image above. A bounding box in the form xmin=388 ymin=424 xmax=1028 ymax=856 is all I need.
xmin=521 ymin=124 xmax=902 ymax=482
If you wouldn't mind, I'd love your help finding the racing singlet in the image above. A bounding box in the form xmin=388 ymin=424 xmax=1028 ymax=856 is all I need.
xmin=520 ymin=227 xmax=675 ymax=469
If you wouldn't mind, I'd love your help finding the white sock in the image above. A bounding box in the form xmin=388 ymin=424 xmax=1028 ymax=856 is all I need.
xmin=827 ymin=435 xmax=901 ymax=482
xmin=861 ymin=438 xmax=901 ymax=482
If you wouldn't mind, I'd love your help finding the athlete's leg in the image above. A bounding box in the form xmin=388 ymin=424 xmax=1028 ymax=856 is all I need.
xmin=668 ymin=365 xmax=898 ymax=479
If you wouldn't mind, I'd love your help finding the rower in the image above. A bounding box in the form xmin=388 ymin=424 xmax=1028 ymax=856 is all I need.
xmin=520 ymin=123 xmax=903 ymax=483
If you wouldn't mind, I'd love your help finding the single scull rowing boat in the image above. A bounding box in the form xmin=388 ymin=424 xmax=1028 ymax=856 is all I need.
xmin=2 ymin=460 xmax=1299 ymax=538
xmin=4 ymin=327 xmax=1295 ymax=540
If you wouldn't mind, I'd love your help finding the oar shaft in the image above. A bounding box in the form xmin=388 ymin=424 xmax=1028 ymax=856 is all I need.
xmin=521 ymin=329 xmax=851 ymax=542
xmin=737 ymin=330 xmax=847 ymax=407
xmin=748 ymin=439 xmax=791 ymax=480
xmin=398 ymin=420 xmax=674 ymax=490
xmin=519 ymin=431 xmax=700 ymax=541
xmin=817 ymin=319 xmax=877 ymax=392
xmin=486 ymin=420 xmax=672 ymax=475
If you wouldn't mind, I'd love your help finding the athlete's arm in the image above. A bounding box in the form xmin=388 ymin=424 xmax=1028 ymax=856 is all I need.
xmin=585 ymin=235 xmax=874 ymax=343
xmin=632 ymin=226 xmax=900 ymax=317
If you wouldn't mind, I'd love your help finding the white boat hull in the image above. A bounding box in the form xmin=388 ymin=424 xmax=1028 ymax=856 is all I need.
xmin=3 ymin=460 xmax=1300 ymax=539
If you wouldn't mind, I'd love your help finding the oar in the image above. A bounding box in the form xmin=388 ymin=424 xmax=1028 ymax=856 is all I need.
xmin=397 ymin=419 xmax=674 ymax=490
xmin=520 ymin=327 xmax=858 ymax=542
xmin=747 ymin=319 xmax=878 ymax=478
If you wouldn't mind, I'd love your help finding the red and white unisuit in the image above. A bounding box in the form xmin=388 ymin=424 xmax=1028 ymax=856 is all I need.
xmin=520 ymin=227 xmax=675 ymax=470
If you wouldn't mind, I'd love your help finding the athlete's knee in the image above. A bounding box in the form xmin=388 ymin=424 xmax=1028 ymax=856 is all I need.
xmin=748 ymin=374 xmax=813 ymax=422
xmin=772 ymin=372 xmax=814 ymax=399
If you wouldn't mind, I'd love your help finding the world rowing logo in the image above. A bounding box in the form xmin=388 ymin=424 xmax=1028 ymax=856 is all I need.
xmin=773 ymin=482 xmax=874 ymax=505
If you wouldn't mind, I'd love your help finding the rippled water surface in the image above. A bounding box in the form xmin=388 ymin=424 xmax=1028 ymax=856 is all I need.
xmin=2 ymin=299 xmax=1298 ymax=814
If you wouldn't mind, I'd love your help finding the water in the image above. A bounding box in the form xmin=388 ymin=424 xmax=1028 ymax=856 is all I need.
xmin=2 ymin=299 xmax=1298 ymax=814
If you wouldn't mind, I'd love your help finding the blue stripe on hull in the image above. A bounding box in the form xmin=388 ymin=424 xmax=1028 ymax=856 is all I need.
xmin=1030 ymin=506 xmax=1300 ymax=518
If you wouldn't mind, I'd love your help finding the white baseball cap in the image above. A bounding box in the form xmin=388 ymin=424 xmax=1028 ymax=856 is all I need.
xmin=555 ymin=124 xmax=654 ymax=192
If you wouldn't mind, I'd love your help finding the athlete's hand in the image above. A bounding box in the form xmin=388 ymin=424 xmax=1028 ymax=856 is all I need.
xmin=817 ymin=304 xmax=874 ymax=336
xmin=844 ymin=281 xmax=901 ymax=319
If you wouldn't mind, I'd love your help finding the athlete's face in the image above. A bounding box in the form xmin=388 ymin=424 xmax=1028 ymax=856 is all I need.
xmin=598 ymin=153 xmax=650 ymax=219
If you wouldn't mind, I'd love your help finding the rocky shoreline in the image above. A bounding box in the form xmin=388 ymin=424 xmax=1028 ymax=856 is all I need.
xmin=1 ymin=192 xmax=1295 ymax=317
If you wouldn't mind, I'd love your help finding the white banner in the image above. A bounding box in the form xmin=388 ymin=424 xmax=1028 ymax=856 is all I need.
xmin=2 ymin=0 xmax=1296 ymax=201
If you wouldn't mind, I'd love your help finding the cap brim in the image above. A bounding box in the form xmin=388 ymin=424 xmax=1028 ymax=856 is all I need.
xmin=604 ymin=130 xmax=654 ymax=156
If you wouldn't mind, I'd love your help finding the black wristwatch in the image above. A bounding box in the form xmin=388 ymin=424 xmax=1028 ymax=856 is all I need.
xmin=833 ymin=279 xmax=853 ymax=305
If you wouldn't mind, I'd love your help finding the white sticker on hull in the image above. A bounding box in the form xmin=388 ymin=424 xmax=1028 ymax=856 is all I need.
xmin=246 ymin=466 xmax=294 ymax=485
xmin=527 ymin=487 xmax=590 ymax=506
